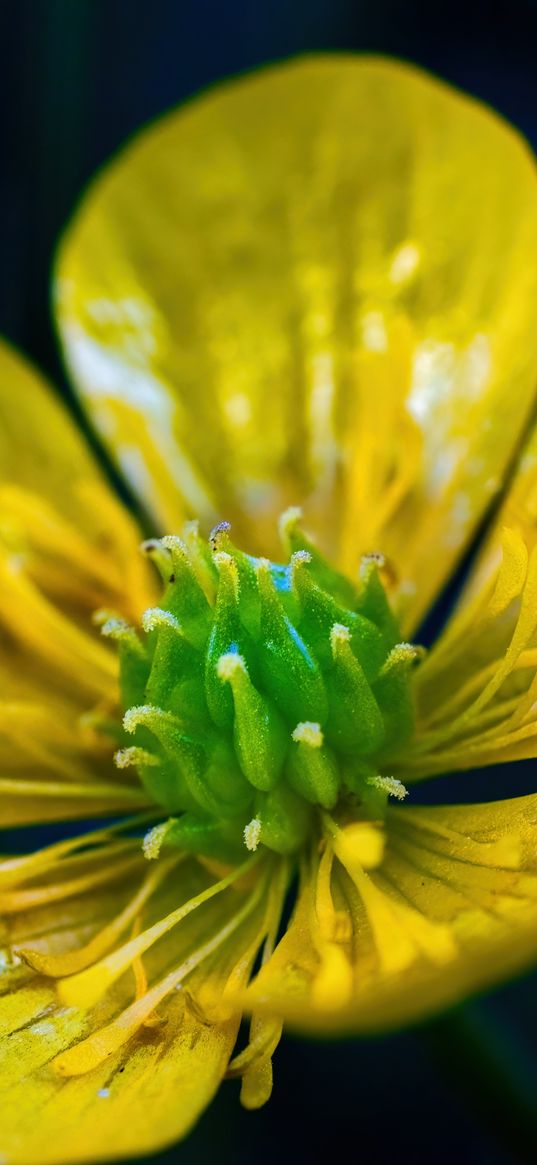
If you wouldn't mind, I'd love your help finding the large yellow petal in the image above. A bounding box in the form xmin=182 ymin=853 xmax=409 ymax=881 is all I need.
xmin=0 ymin=850 xmax=268 ymax=1163
xmin=406 ymin=417 xmax=537 ymax=777
xmin=55 ymin=56 xmax=537 ymax=630
xmin=244 ymin=795 xmax=537 ymax=1033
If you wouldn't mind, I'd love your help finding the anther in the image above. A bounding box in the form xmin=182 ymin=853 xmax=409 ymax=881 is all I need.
xmin=143 ymin=819 xmax=177 ymax=860
xmin=114 ymin=746 xmax=160 ymax=770
xmin=243 ymin=818 xmax=262 ymax=852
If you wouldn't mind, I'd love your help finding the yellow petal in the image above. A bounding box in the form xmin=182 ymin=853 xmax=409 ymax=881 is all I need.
xmin=244 ymin=795 xmax=537 ymax=1033
xmin=56 ymin=57 xmax=537 ymax=630
xmin=0 ymin=975 xmax=237 ymax=1165
xmin=0 ymin=855 xmax=268 ymax=1163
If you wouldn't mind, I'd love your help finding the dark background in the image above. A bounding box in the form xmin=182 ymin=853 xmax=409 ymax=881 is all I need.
xmin=3 ymin=2 xmax=537 ymax=1163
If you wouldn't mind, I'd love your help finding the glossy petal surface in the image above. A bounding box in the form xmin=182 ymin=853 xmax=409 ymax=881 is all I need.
xmin=56 ymin=56 xmax=537 ymax=630
xmin=244 ymin=795 xmax=537 ymax=1032
xmin=0 ymin=850 xmax=263 ymax=1163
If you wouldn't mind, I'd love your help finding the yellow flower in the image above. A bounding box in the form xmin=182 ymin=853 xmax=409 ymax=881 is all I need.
xmin=3 ymin=54 xmax=537 ymax=1162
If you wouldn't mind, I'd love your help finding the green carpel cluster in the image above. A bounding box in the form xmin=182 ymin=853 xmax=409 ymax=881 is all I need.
xmin=109 ymin=513 xmax=421 ymax=860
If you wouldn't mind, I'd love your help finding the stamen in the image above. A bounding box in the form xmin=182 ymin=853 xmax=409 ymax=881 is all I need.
xmin=0 ymin=554 xmax=117 ymax=697
xmin=15 ymin=855 xmax=178 ymax=977
xmin=0 ymin=815 xmax=154 ymax=890
xmin=57 ymin=854 xmax=261 ymax=1009
xmin=0 ymin=775 xmax=150 ymax=811
xmin=53 ymin=875 xmax=266 ymax=1077
xmin=409 ymin=533 xmax=537 ymax=767
xmin=309 ymin=846 xmax=353 ymax=1009
xmin=225 ymin=861 xmax=288 ymax=1107
xmin=0 ymin=851 xmax=143 ymax=914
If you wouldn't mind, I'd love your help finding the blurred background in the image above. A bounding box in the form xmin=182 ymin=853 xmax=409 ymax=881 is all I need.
xmin=3 ymin=2 xmax=537 ymax=1163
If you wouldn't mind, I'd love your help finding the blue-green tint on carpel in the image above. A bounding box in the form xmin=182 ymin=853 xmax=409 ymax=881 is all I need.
xmin=114 ymin=514 xmax=422 ymax=859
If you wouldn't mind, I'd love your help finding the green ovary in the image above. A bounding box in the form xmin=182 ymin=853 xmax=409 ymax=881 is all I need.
xmin=112 ymin=512 xmax=420 ymax=860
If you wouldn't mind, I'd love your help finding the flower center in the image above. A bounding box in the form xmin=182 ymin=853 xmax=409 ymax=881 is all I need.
xmin=109 ymin=510 xmax=420 ymax=860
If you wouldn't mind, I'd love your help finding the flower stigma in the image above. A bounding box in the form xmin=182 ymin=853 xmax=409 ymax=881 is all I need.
xmin=106 ymin=510 xmax=419 ymax=863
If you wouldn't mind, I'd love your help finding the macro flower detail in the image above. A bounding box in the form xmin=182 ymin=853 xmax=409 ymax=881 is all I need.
xmin=111 ymin=516 xmax=418 ymax=861
xmin=4 ymin=54 xmax=537 ymax=1163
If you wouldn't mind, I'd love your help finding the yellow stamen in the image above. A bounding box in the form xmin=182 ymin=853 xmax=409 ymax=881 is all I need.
xmin=309 ymin=846 xmax=353 ymax=1009
xmin=0 ymin=552 xmax=117 ymax=697
xmin=15 ymin=855 xmax=178 ymax=977
xmin=58 ymin=855 xmax=260 ymax=1008
xmin=0 ymin=850 xmax=143 ymax=914
xmin=53 ymin=877 xmax=265 ymax=1077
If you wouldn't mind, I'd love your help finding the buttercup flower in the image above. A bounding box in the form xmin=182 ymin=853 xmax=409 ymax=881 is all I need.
xmin=4 ymin=55 xmax=537 ymax=1162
